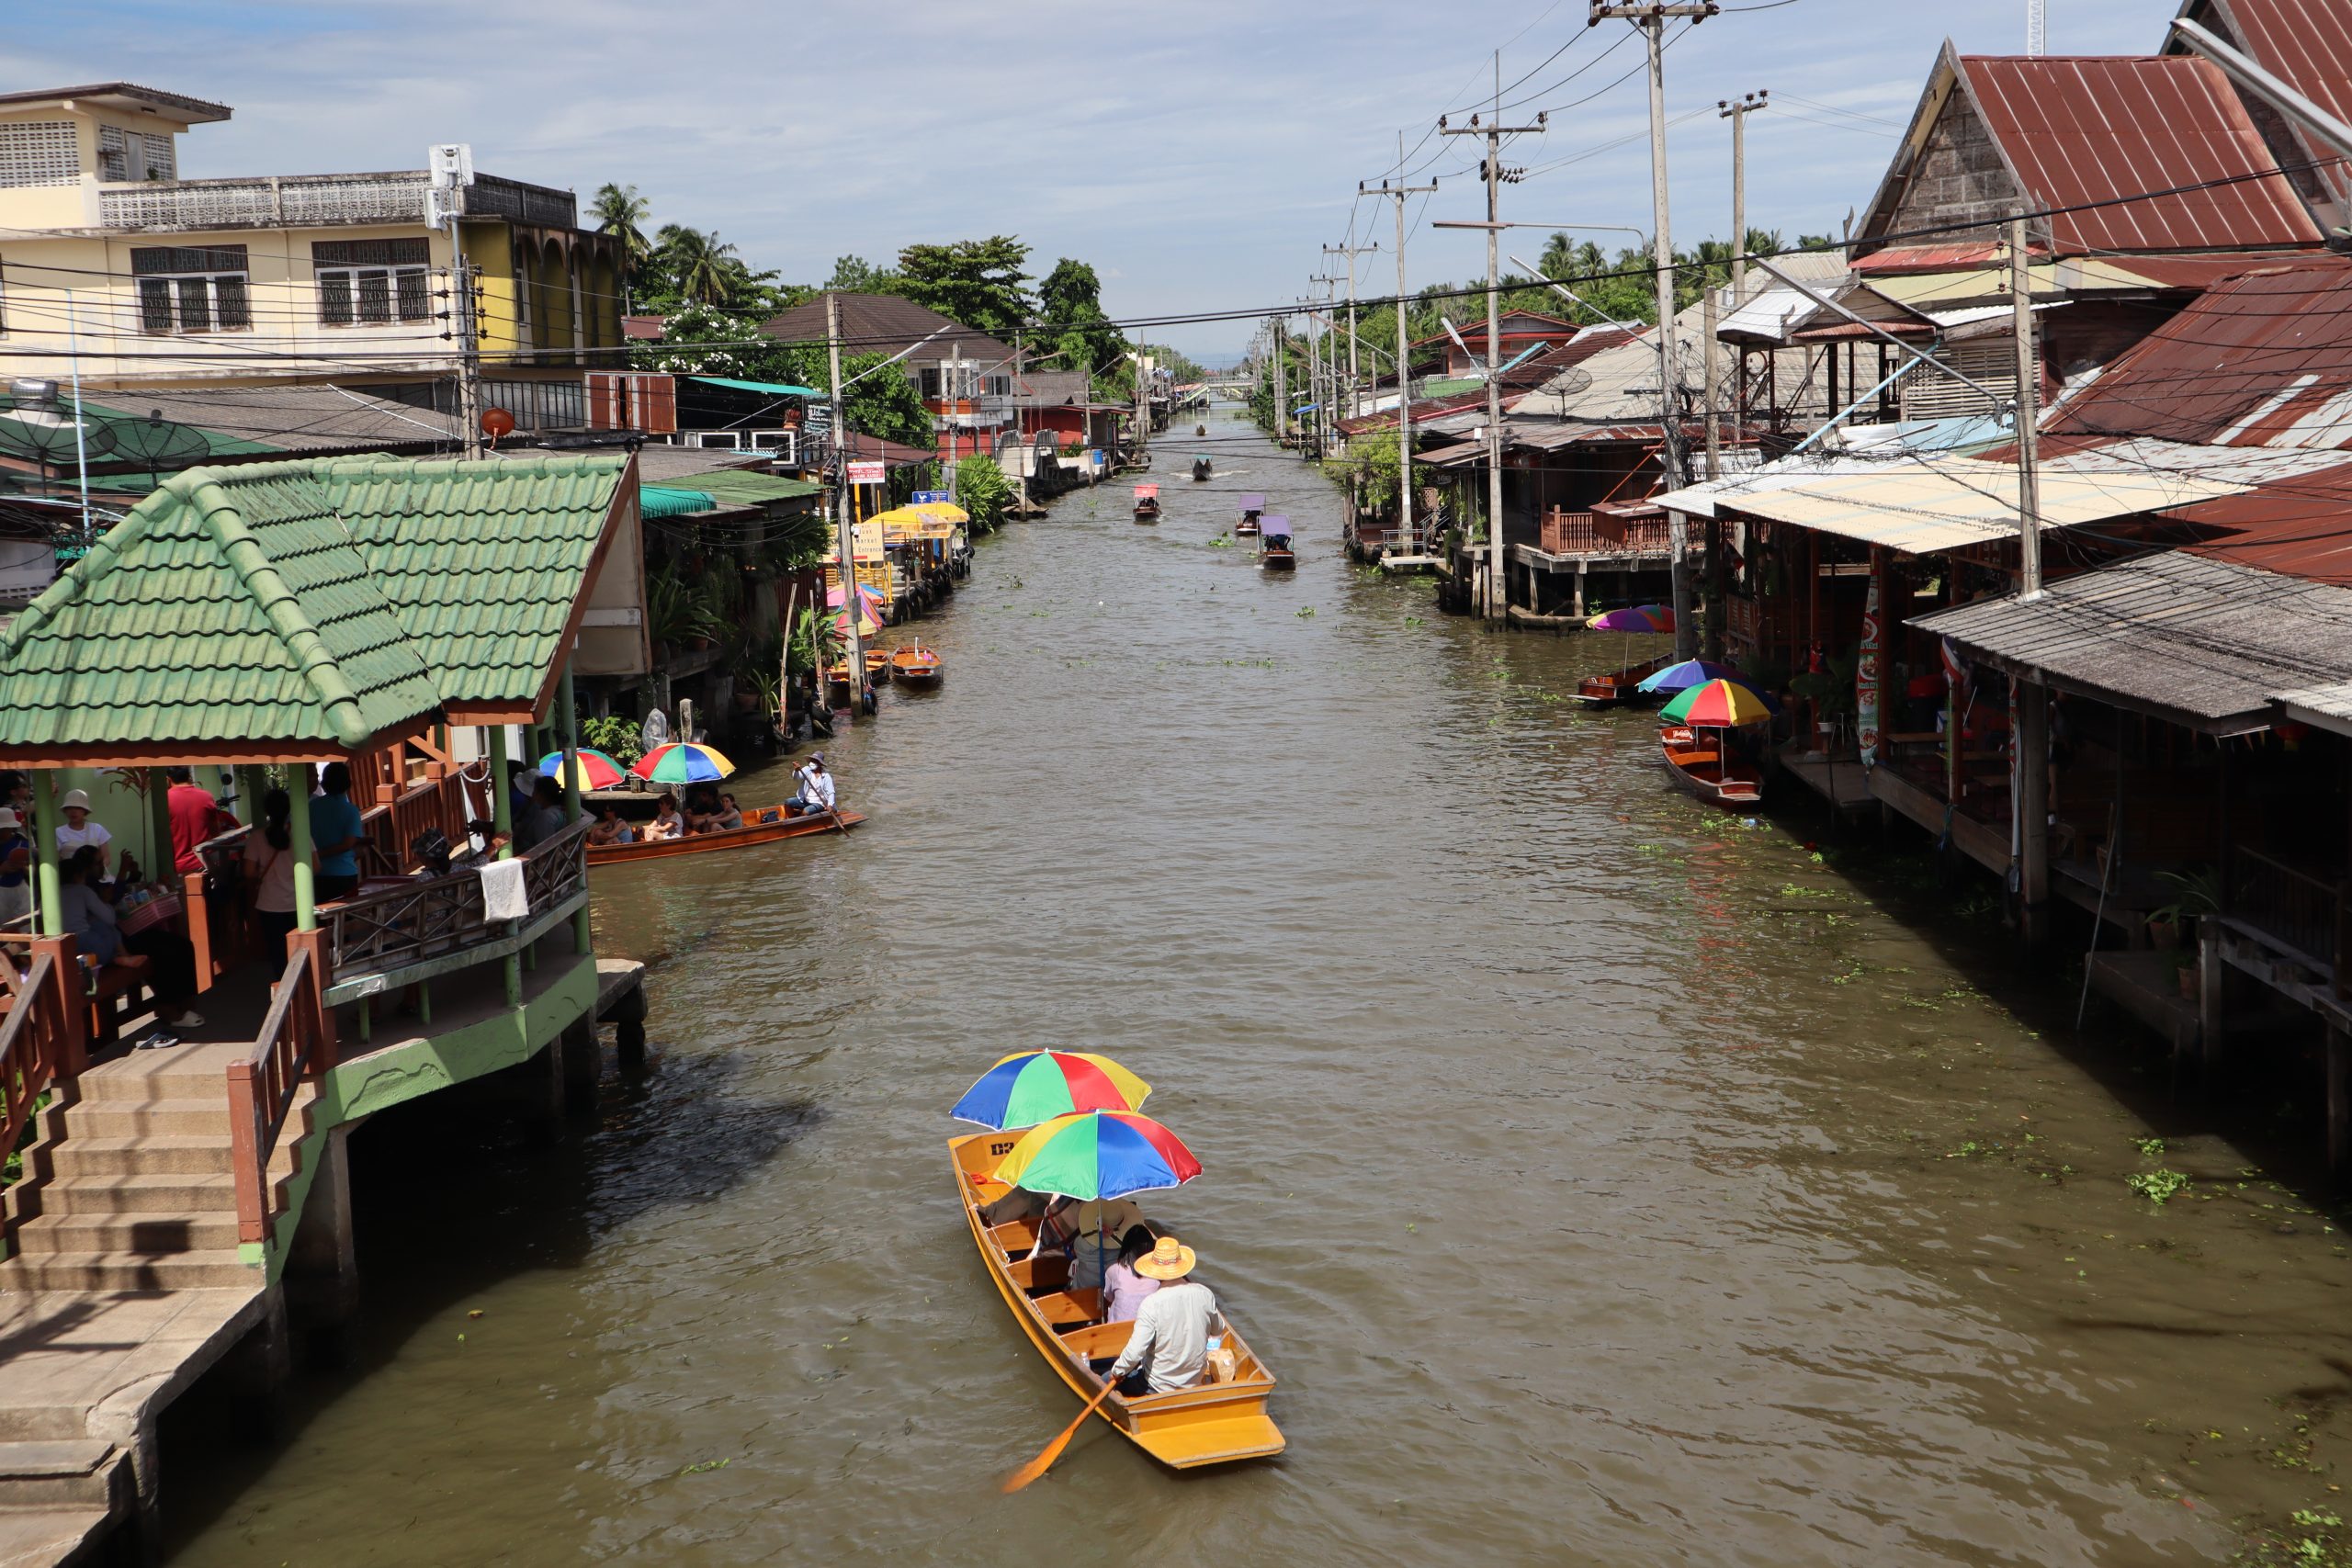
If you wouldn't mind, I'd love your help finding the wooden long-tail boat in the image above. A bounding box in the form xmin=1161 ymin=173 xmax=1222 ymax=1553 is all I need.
xmin=1574 ymin=653 xmax=1675 ymax=709
xmin=889 ymin=644 xmax=943 ymax=690
xmin=1134 ymin=484 xmax=1161 ymax=523
xmin=1191 ymin=456 xmax=1213 ymax=481
xmin=587 ymin=805 xmax=866 ymax=865
xmin=950 ymin=1131 xmax=1284 ymax=1469
xmin=1659 ymin=724 xmax=1765 ymax=806
xmin=863 ymin=646 xmax=892 ymax=687
xmin=1259 ymin=515 xmax=1295 ymax=572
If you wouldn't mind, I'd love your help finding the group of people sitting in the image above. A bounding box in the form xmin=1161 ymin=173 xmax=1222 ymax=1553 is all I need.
xmin=593 ymin=786 xmax=748 ymax=846
xmin=982 ymin=1187 xmax=1227 ymax=1397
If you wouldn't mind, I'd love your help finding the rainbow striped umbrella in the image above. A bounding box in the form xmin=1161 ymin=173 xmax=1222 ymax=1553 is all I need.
xmin=1588 ymin=604 xmax=1674 ymax=633
xmin=630 ymin=741 xmax=737 ymax=784
xmin=952 ymin=1051 xmax=1150 ymax=1131
xmin=989 ymin=1111 xmax=1202 ymax=1201
xmin=1661 ymin=678 xmax=1774 ymax=728
xmin=537 ymin=749 xmax=627 ymax=791
xmin=1636 ymin=659 xmax=1743 ymax=695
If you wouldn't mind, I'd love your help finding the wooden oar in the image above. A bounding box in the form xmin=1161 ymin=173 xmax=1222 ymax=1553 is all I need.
xmin=1002 ymin=1379 xmax=1116 ymax=1493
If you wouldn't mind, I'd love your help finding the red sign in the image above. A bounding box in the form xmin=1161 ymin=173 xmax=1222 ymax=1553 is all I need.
xmin=846 ymin=461 xmax=886 ymax=485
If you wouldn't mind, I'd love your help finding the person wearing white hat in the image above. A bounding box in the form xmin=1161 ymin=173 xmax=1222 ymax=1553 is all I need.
xmin=54 ymin=788 xmax=110 ymax=877
xmin=0 ymin=807 xmax=28 ymax=925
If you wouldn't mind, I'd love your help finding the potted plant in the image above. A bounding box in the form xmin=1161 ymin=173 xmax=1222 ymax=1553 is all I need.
xmin=2170 ymin=947 xmax=2199 ymax=1000
xmin=2148 ymin=865 xmax=2221 ymax=951
xmin=1789 ymin=653 xmax=1858 ymax=754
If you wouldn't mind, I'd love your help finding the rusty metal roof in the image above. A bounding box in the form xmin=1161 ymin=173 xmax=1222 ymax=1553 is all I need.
xmin=1962 ymin=54 xmax=2323 ymax=253
xmin=2047 ymin=260 xmax=2352 ymax=446
xmin=2167 ymin=0 xmax=2352 ymax=215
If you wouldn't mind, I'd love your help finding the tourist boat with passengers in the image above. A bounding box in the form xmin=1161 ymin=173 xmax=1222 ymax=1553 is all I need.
xmin=888 ymin=644 xmax=943 ymax=690
xmin=1259 ymin=515 xmax=1295 ymax=572
xmin=950 ymin=1129 xmax=1285 ymax=1469
xmin=1134 ymin=485 xmax=1161 ymax=523
xmin=586 ymin=803 xmax=867 ymax=865
xmin=1234 ymin=494 xmax=1264 ymax=537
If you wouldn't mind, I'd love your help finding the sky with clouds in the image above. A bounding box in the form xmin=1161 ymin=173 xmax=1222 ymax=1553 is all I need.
xmin=16 ymin=1 xmax=2172 ymax=360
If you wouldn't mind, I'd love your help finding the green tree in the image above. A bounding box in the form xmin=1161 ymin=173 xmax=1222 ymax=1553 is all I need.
xmin=896 ymin=236 xmax=1033 ymax=336
xmin=953 ymin=455 xmax=1016 ymax=535
xmin=827 ymin=254 xmax=902 ymax=294
xmin=590 ymin=183 xmax=653 ymax=298
xmin=630 ymin=301 xmax=798 ymax=379
xmin=833 ymin=351 xmax=934 ymax=450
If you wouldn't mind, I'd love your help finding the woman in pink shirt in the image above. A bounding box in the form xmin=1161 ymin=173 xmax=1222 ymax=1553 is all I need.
xmin=1101 ymin=1225 xmax=1162 ymax=1323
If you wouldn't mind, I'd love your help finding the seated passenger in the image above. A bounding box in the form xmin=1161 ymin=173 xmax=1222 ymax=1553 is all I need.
xmin=979 ymin=1185 xmax=1047 ymax=1229
xmin=1103 ymin=1236 xmax=1220 ymax=1396
xmin=588 ymin=804 xmax=635 ymax=847
xmin=1041 ymin=1195 xmax=1147 ymax=1294
xmin=684 ymin=786 xmax=723 ymax=835
xmin=642 ymin=795 xmax=685 ymax=841
xmin=1102 ymin=1225 xmax=1163 ymax=1323
xmin=711 ymin=792 xmax=745 ymax=831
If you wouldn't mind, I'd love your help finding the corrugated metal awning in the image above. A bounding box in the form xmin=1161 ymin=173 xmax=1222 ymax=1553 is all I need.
xmin=1917 ymin=551 xmax=2352 ymax=732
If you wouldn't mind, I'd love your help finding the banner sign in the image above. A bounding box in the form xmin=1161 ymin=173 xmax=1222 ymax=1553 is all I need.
xmin=846 ymin=460 xmax=886 ymax=485
xmin=1856 ymin=547 xmax=1883 ymax=768
xmin=911 ymin=490 xmax=949 ymax=504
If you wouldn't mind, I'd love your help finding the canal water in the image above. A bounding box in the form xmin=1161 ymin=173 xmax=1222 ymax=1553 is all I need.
xmin=167 ymin=415 xmax=2352 ymax=1566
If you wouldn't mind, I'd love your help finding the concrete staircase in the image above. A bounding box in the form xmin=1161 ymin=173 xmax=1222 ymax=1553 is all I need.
xmin=3 ymin=1047 xmax=307 ymax=1292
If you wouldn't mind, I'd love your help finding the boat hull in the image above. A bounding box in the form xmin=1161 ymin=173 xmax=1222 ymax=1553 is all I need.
xmin=1260 ymin=550 xmax=1295 ymax=571
xmin=1575 ymin=654 xmax=1675 ymax=708
xmin=891 ymin=664 xmax=942 ymax=690
xmin=951 ymin=1133 xmax=1283 ymax=1469
xmin=1235 ymin=522 xmax=1260 ymax=537
xmin=586 ymin=807 xmax=866 ymax=864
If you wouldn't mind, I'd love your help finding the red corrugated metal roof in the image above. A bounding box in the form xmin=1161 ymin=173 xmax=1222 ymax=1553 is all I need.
xmin=2174 ymin=460 xmax=2352 ymax=585
xmin=1851 ymin=244 xmax=2001 ymax=275
xmin=2046 ymin=260 xmax=2352 ymax=446
xmin=1962 ymin=54 xmax=2323 ymax=254
xmin=2185 ymin=0 xmax=2352 ymax=209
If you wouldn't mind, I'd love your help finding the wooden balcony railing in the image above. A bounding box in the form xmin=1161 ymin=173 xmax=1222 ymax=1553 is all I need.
xmin=2229 ymin=845 xmax=2343 ymax=974
xmin=320 ymin=818 xmax=591 ymax=1000
xmin=1540 ymin=510 xmax=1598 ymax=553
xmin=225 ymin=945 xmax=322 ymax=1245
xmin=1538 ymin=508 xmax=1671 ymax=556
xmin=0 ymin=946 xmax=78 ymax=1188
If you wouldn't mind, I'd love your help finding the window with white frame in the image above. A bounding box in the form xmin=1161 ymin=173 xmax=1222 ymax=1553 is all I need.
xmin=131 ymin=244 xmax=251 ymax=333
xmin=314 ymin=238 xmax=432 ymax=326
xmin=96 ymin=125 xmax=175 ymax=183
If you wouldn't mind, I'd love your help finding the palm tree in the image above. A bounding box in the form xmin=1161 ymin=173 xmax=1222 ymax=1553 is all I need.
xmin=590 ymin=183 xmax=652 ymax=310
xmin=656 ymin=225 xmax=747 ymax=308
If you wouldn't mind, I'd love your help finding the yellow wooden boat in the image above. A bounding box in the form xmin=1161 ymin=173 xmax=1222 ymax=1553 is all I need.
xmin=950 ymin=1130 xmax=1284 ymax=1469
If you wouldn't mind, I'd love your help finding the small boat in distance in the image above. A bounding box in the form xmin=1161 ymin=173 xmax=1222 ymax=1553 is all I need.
xmin=1192 ymin=456 xmax=1213 ymax=481
xmin=1259 ymin=515 xmax=1295 ymax=572
xmin=588 ymin=804 xmax=867 ymax=865
xmin=863 ymin=646 xmax=892 ymax=688
xmin=1574 ymin=653 xmax=1674 ymax=709
xmin=1659 ymin=724 xmax=1765 ymax=805
xmin=950 ymin=1131 xmax=1283 ymax=1469
xmin=889 ymin=644 xmax=944 ymax=690
xmin=1235 ymin=493 xmax=1265 ymax=536
xmin=1134 ymin=484 xmax=1161 ymax=524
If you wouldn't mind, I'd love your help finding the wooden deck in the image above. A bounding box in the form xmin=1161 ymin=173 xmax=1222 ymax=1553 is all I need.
xmin=1774 ymin=746 xmax=1877 ymax=812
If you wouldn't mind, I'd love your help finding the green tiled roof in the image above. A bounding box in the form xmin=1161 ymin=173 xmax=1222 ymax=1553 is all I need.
xmin=310 ymin=455 xmax=628 ymax=710
xmin=666 ymin=468 xmax=821 ymax=505
xmin=0 ymin=453 xmax=628 ymax=755
xmin=0 ymin=465 xmax=443 ymax=751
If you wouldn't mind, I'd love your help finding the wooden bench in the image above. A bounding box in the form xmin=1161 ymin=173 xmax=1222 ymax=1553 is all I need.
xmin=0 ymin=954 xmax=156 ymax=1046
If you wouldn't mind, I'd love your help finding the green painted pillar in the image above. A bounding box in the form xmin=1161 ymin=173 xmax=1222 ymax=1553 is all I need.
xmin=32 ymin=771 xmax=61 ymax=937
xmin=288 ymin=761 xmax=317 ymax=931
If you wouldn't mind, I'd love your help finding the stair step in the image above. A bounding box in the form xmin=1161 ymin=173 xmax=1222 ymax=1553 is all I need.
xmin=0 ymin=1250 xmax=260 ymax=1292
xmin=9 ymin=1212 xmax=242 ymax=1255
xmin=7 ymin=1172 xmax=279 ymax=1218
xmin=0 ymin=1409 xmax=86 ymax=1444
xmin=19 ymin=1136 xmax=298 ymax=1180
xmin=40 ymin=1098 xmax=238 ymax=1139
xmin=0 ymin=1441 xmax=114 ymax=1509
xmin=0 ymin=1502 xmax=111 ymax=1568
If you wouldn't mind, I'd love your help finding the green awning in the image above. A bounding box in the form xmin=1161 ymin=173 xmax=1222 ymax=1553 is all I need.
xmin=688 ymin=377 xmax=823 ymax=398
xmin=640 ymin=485 xmax=718 ymax=517
xmin=665 ymin=468 xmax=822 ymax=504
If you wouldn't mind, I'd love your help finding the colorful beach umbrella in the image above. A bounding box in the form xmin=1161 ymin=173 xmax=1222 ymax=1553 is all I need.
xmin=989 ymin=1111 xmax=1202 ymax=1201
xmin=1661 ymin=678 xmax=1774 ymax=728
xmin=1636 ymin=659 xmax=1745 ymax=695
xmin=537 ymin=749 xmax=627 ymax=791
xmin=952 ymin=1051 xmax=1151 ymax=1131
xmin=630 ymin=741 xmax=737 ymax=784
xmin=1588 ymin=604 xmax=1674 ymax=633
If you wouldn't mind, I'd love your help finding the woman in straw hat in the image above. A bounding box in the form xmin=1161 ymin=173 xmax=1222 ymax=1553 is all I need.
xmin=1102 ymin=1236 xmax=1221 ymax=1396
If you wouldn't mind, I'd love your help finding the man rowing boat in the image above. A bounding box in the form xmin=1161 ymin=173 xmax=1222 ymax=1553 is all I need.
xmin=1104 ymin=1237 xmax=1220 ymax=1395
xmin=788 ymin=755 xmax=836 ymax=816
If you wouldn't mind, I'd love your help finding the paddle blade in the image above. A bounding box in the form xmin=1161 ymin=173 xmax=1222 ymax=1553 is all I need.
xmin=1002 ymin=1384 xmax=1114 ymax=1493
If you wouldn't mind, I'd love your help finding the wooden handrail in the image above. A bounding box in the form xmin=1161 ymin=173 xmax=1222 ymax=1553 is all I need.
xmin=226 ymin=946 xmax=314 ymax=1246
xmin=321 ymin=816 xmax=592 ymax=976
xmin=0 ymin=953 xmax=58 ymax=1182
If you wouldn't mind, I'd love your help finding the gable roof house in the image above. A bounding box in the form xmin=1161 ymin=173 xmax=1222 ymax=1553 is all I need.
xmin=763 ymin=291 xmax=1012 ymax=459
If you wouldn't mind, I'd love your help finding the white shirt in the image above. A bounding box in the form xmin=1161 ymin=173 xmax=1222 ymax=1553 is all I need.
xmin=56 ymin=821 xmax=111 ymax=858
xmin=1107 ymin=1280 xmax=1217 ymax=1393
xmin=798 ymin=770 xmax=835 ymax=811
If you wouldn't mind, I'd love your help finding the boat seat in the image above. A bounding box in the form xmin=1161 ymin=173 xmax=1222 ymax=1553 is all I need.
xmin=1007 ymin=1251 xmax=1069 ymax=1295
xmin=1033 ymin=1289 xmax=1101 ymax=1330
xmin=989 ymin=1218 xmax=1041 ymax=1255
xmin=1058 ymin=1320 xmax=1136 ymax=1361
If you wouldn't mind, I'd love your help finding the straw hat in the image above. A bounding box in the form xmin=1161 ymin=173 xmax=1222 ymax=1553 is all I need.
xmin=59 ymin=788 xmax=91 ymax=812
xmin=1135 ymin=1235 xmax=1196 ymax=1281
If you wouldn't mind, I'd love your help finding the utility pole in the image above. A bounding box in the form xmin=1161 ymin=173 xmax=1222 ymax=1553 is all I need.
xmin=2009 ymin=213 xmax=2041 ymax=598
xmin=1372 ymin=149 xmax=1438 ymax=559
xmin=1310 ymin=276 xmax=1343 ymax=455
xmin=1323 ymin=241 xmax=1380 ymax=421
xmin=1440 ymin=53 xmax=1545 ymax=621
xmin=1718 ymin=89 xmax=1767 ymax=306
xmin=1272 ymin=315 xmax=1289 ymax=444
xmin=825 ymin=293 xmax=866 ymax=713
xmin=1702 ymin=285 xmax=1724 ymax=662
xmin=1591 ymin=1 xmax=1717 ymax=657
xmin=428 ymin=143 xmax=482 ymax=458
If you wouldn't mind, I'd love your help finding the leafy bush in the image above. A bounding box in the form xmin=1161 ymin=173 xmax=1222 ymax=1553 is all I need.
xmin=582 ymin=715 xmax=643 ymax=768
xmin=954 ymin=456 xmax=1016 ymax=535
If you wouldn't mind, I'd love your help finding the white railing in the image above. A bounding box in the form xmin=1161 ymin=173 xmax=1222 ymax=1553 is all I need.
xmin=98 ymin=170 xmax=576 ymax=232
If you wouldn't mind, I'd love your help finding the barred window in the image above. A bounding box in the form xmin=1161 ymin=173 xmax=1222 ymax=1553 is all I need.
xmin=0 ymin=122 xmax=77 ymax=188
xmin=130 ymin=244 xmax=250 ymax=333
xmin=96 ymin=127 xmax=176 ymax=183
xmin=315 ymin=237 xmax=432 ymax=326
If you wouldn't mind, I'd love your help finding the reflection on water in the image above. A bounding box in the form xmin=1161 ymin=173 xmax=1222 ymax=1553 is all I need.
xmin=165 ymin=417 xmax=2352 ymax=1566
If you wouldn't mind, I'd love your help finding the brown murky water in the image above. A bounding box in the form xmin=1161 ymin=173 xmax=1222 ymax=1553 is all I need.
xmin=165 ymin=416 xmax=2352 ymax=1565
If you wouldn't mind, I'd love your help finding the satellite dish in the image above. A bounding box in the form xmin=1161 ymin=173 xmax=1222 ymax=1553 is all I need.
xmin=1550 ymin=367 xmax=1594 ymax=398
xmin=0 ymin=404 xmax=118 ymax=468
xmin=109 ymin=412 xmax=215 ymax=473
